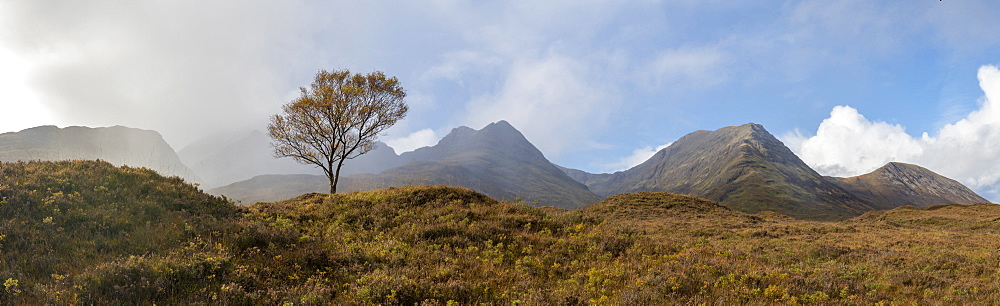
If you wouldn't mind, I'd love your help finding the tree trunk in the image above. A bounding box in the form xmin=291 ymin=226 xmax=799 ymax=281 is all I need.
xmin=331 ymin=158 xmax=346 ymax=194
xmin=325 ymin=162 xmax=337 ymax=194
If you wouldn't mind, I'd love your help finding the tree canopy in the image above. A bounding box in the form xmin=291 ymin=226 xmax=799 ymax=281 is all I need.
xmin=268 ymin=69 xmax=407 ymax=193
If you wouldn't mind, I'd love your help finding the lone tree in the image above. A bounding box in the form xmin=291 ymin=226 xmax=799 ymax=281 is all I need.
xmin=268 ymin=69 xmax=407 ymax=194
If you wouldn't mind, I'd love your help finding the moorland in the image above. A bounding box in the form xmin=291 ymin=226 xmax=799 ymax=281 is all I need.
xmin=2 ymin=160 xmax=998 ymax=304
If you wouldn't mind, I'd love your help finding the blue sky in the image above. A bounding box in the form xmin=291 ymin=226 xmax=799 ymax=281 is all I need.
xmin=1 ymin=1 xmax=999 ymax=200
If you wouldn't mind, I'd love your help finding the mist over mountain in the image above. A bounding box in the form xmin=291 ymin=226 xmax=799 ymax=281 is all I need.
xmin=826 ymin=162 xmax=990 ymax=210
xmin=0 ymin=125 xmax=198 ymax=182
xmin=178 ymin=130 xmax=402 ymax=188
xmin=212 ymin=121 xmax=601 ymax=209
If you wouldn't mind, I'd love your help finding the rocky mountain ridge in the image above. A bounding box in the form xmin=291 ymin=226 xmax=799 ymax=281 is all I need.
xmin=826 ymin=162 xmax=989 ymax=210
xmin=561 ymin=123 xmax=990 ymax=220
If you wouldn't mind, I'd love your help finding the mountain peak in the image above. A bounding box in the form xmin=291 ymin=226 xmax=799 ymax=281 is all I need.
xmin=828 ymin=162 xmax=990 ymax=209
xmin=867 ymin=162 xmax=954 ymax=182
xmin=735 ymin=122 xmax=764 ymax=130
xmin=878 ymin=162 xmax=922 ymax=174
xmin=480 ymin=120 xmax=528 ymax=138
xmin=718 ymin=122 xmax=770 ymax=140
xmin=486 ymin=120 xmax=514 ymax=129
xmin=576 ymin=122 xmax=872 ymax=220
xmin=450 ymin=125 xmax=476 ymax=135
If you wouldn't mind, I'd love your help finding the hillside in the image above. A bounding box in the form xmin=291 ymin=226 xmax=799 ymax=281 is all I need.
xmin=212 ymin=121 xmax=601 ymax=209
xmin=7 ymin=162 xmax=1000 ymax=304
xmin=826 ymin=162 xmax=991 ymax=210
xmin=566 ymin=123 xmax=873 ymax=220
xmin=0 ymin=125 xmax=199 ymax=182
xmin=5 ymin=161 xmax=1000 ymax=304
xmin=0 ymin=160 xmax=237 ymax=303
xmin=580 ymin=192 xmax=768 ymax=229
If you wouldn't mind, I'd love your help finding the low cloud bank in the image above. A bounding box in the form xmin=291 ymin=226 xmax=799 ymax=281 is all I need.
xmin=603 ymin=143 xmax=673 ymax=173
xmin=783 ymin=65 xmax=1000 ymax=201
xmin=386 ymin=129 xmax=440 ymax=153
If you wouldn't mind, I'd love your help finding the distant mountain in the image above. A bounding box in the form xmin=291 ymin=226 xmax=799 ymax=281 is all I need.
xmin=178 ymin=130 xmax=402 ymax=188
xmin=563 ymin=123 xmax=874 ymax=220
xmin=826 ymin=162 xmax=990 ymax=210
xmin=0 ymin=125 xmax=198 ymax=182
xmin=212 ymin=121 xmax=602 ymax=209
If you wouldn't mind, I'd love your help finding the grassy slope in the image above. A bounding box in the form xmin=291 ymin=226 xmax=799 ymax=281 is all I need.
xmin=0 ymin=160 xmax=236 ymax=303
xmin=3 ymin=160 xmax=1000 ymax=304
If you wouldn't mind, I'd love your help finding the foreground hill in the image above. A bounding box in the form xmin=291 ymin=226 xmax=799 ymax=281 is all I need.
xmin=212 ymin=121 xmax=601 ymax=209
xmin=0 ymin=160 xmax=236 ymax=303
xmin=581 ymin=192 xmax=764 ymax=228
xmin=0 ymin=125 xmax=199 ymax=182
xmin=4 ymin=161 xmax=1000 ymax=304
xmin=826 ymin=162 xmax=990 ymax=210
xmin=566 ymin=123 xmax=873 ymax=220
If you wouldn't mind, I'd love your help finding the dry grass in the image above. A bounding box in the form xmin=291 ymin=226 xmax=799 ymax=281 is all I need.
xmin=3 ymin=160 xmax=1000 ymax=304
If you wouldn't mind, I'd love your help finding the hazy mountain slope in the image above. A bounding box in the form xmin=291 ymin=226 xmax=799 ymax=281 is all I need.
xmin=179 ymin=130 xmax=402 ymax=188
xmin=0 ymin=125 xmax=199 ymax=182
xmin=557 ymin=165 xmax=604 ymax=187
xmin=567 ymin=123 xmax=873 ymax=220
xmin=212 ymin=121 xmax=601 ymax=209
xmin=827 ymin=162 xmax=991 ymax=210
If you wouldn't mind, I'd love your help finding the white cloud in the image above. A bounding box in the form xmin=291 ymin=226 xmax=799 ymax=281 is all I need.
xmin=644 ymin=46 xmax=728 ymax=91
xmin=920 ymin=65 xmax=1000 ymax=193
xmin=385 ymin=129 xmax=440 ymax=153
xmin=603 ymin=142 xmax=672 ymax=172
xmin=784 ymin=65 xmax=1000 ymax=202
xmin=0 ymin=46 xmax=54 ymax=133
xmin=422 ymin=50 xmax=503 ymax=85
xmin=0 ymin=0 xmax=315 ymax=146
xmin=783 ymin=105 xmax=923 ymax=177
xmin=462 ymin=53 xmax=616 ymax=157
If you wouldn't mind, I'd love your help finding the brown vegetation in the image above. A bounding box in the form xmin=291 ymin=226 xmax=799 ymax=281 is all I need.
xmin=2 ymin=160 xmax=999 ymax=304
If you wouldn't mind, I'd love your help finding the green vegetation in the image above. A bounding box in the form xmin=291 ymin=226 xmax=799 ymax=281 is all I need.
xmin=0 ymin=160 xmax=236 ymax=304
xmin=2 ymin=160 xmax=999 ymax=304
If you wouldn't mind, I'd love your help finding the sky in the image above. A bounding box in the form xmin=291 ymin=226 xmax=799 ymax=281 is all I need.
xmin=1 ymin=0 xmax=999 ymax=200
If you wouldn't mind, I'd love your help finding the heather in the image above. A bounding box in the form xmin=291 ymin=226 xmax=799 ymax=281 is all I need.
xmin=2 ymin=160 xmax=998 ymax=304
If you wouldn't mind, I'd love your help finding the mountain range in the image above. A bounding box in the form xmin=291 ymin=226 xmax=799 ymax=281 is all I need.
xmin=561 ymin=123 xmax=873 ymax=219
xmin=210 ymin=121 xmax=601 ymax=209
xmin=1 ymin=121 xmax=989 ymax=219
xmin=561 ymin=123 xmax=987 ymax=219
